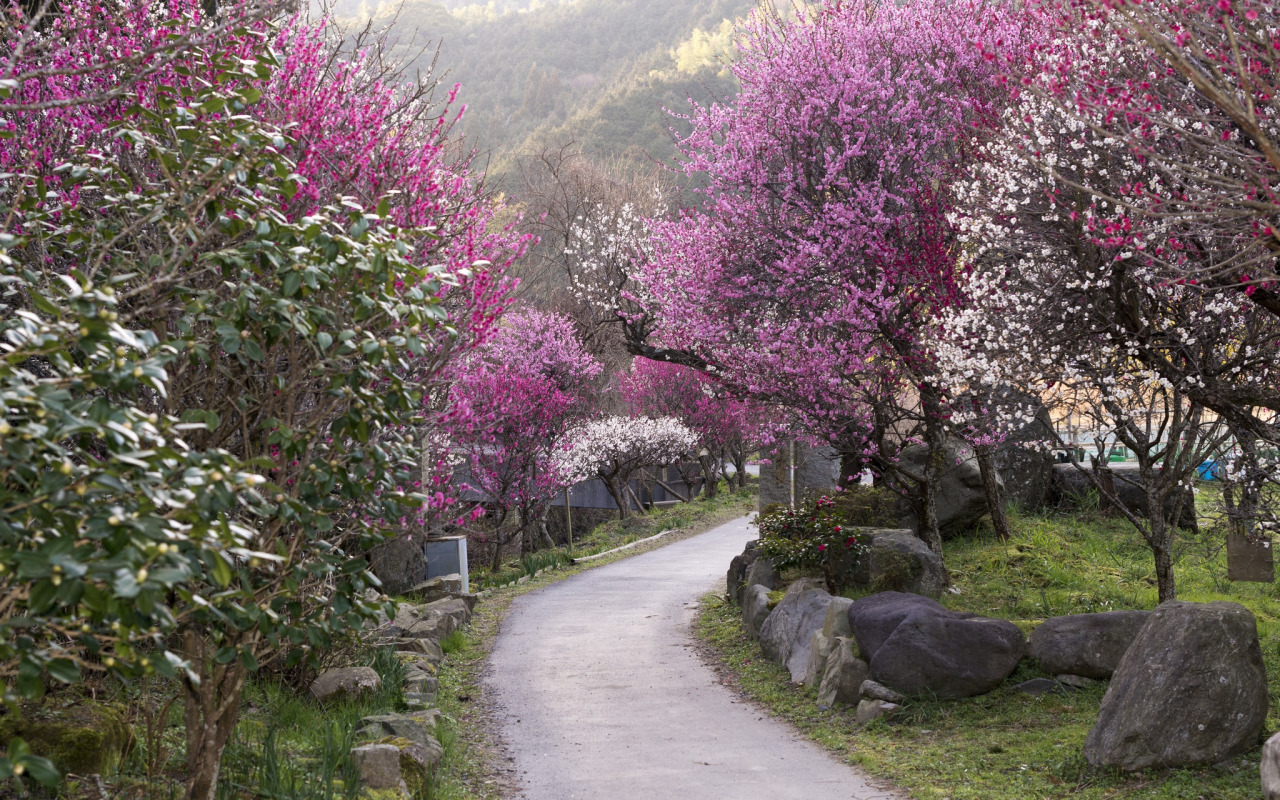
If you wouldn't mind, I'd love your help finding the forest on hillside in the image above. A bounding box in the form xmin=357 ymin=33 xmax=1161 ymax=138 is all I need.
xmin=325 ymin=0 xmax=757 ymax=179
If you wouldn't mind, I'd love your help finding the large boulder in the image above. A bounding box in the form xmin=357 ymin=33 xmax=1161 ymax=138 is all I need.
xmin=817 ymin=637 xmax=870 ymax=708
xmin=407 ymin=574 xmax=477 ymax=612
xmin=1048 ymin=464 xmax=1197 ymax=530
xmin=1084 ymin=601 xmax=1267 ymax=771
xmin=758 ymin=579 xmax=834 ymax=683
xmin=356 ymin=710 xmax=442 ymax=746
xmin=848 ymin=591 xmax=1025 ymax=699
xmin=891 ymin=438 xmax=998 ymax=538
xmin=984 ymin=388 xmax=1056 ymax=510
xmin=350 ymin=743 xmax=406 ymax=792
xmin=822 ymin=597 xmax=855 ymax=640
xmin=368 ymin=534 xmax=430 ymax=596
xmin=806 ymin=631 xmax=835 ymax=688
xmin=726 ymin=540 xmax=760 ymax=604
xmin=1028 ymin=611 xmax=1151 ymax=679
xmin=310 ymin=667 xmax=382 ymax=703
xmin=386 ymin=596 xmax=472 ymax=641
xmin=0 ymin=701 xmax=134 ymax=776
xmin=742 ymin=556 xmax=779 ymax=602
xmin=742 ymin=583 xmax=773 ymax=639
xmin=853 ymin=529 xmax=947 ymax=597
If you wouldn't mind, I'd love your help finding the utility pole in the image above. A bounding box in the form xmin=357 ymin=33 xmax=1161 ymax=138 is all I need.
xmin=789 ymin=439 xmax=796 ymax=509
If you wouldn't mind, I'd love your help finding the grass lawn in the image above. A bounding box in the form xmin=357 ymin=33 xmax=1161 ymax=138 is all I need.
xmin=696 ymin=503 xmax=1276 ymax=800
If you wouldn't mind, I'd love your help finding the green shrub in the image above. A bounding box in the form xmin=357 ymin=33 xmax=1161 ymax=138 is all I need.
xmin=756 ymin=496 xmax=869 ymax=592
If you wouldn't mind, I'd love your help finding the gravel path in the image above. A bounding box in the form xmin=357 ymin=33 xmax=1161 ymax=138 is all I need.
xmin=485 ymin=514 xmax=904 ymax=800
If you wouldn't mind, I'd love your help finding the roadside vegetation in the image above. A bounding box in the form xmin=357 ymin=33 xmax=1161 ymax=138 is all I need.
xmin=697 ymin=500 xmax=1276 ymax=800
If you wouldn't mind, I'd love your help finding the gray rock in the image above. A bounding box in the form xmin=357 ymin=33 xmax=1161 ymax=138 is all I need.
xmin=855 ymin=699 xmax=900 ymax=726
xmin=858 ymin=529 xmax=948 ymax=597
xmin=1055 ymin=674 xmax=1098 ymax=690
xmin=394 ymin=636 xmax=444 ymax=663
xmin=859 ymin=679 xmax=906 ymax=704
xmin=356 ymin=710 xmax=443 ymax=746
xmin=400 ymin=737 xmax=444 ymax=772
xmin=407 ymin=573 xmax=464 ymax=603
xmin=387 ymin=596 xmax=471 ymax=641
xmin=821 ymin=597 xmax=855 ymax=640
xmin=368 ymin=535 xmax=430 ymax=596
xmin=817 ymin=638 xmax=869 ymax=708
xmin=404 ymin=690 xmax=437 ymax=709
xmin=847 ymin=591 xmax=943 ymax=658
xmin=742 ymin=584 xmax=773 ymax=640
xmin=758 ymin=579 xmax=834 ymax=683
xmin=742 ymin=557 xmax=779 ymax=600
xmin=991 ymin=392 xmax=1056 ymax=510
xmin=350 ymin=743 xmax=405 ymax=791
xmin=727 ymin=540 xmax=760 ymax=605
xmin=1262 ymin=732 xmax=1280 ymax=800
xmin=1029 ymin=610 xmax=1151 ymax=679
xmin=891 ymin=438 xmax=998 ymax=538
xmin=404 ymin=671 xmax=439 ymax=697
xmin=422 ymin=596 xmax=473 ymax=628
xmin=1085 ymin=601 xmax=1267 ymax=771
xmin=848 ymin=591 xmax=1025 ymax=699
xmin=806 ymin=631 xmax=834 ymax=688
xmin=1049 ymin=464 xmax=1197 ymax=530
xmin=310 ymin=667 xmax=382 ymax=703
xmin=1013 ymin=678 xmax=1064 ymax=696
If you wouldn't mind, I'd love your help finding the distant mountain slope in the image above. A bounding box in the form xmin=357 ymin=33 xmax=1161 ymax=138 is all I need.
xmin=328 ymin=0 xmax=757 ymax=180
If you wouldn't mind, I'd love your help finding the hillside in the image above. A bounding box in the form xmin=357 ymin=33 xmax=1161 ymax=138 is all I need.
xmin=327 ymin=0 xmax=757 ymax=182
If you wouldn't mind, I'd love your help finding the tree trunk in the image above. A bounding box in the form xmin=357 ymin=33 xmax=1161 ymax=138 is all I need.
xmin=533 ymin=504 xmax=554 ymax=550
xmin=564 ymin=488 xmax=573 ymax=549
xmin=1142 ymin=481 xmax=1178 ymax=602
xmin=698 ymin=456 xmax=718 ymax=499
xmin=975 ymin=445 xmax=1012 ymax=541
xmin=490 ymin=510 xmax=508 ymax=572
xmin=604 ymin=476 xmax=630 ymax=521
xmin=918 ymin=388 xmax=947 ymax=555
xmin=1152 ymin=535 xmax=1177 ymax=603
xmin=182 ymin=631 xmax=250 ymax=800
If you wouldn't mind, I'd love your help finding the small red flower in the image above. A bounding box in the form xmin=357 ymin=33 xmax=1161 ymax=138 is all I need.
xmin=817 ymin=544 xmax=827 ymax=552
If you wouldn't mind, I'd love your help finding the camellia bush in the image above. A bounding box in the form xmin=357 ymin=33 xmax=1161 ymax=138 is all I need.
xmin=757 ymin=496 xmax=869 ymax=594
xmin=0 ymin=6 xmax=518 ymax=798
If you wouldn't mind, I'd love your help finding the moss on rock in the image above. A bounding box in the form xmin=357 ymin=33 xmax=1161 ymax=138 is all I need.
xmin=0 ymin=700 xmax=134 ymax=775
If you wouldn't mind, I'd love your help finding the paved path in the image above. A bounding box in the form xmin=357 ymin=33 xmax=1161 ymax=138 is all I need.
xmin=485 ymin=515 xmax=903 ymax=800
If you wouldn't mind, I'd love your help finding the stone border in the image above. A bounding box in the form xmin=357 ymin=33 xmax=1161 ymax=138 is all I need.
xmin=570 ymin=528 xmax=682 ymax=563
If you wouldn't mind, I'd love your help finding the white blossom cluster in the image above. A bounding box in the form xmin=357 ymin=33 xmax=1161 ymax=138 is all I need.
xmin=564 ymin=198 xmax=663 ymax=319
xmin=556 ymin=415 xmax=698 ymax=480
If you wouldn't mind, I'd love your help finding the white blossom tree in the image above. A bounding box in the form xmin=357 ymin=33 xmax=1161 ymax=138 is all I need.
xmin=558 ymin=416 xmax=699 ymax=519
xmin=937 ymin=44 xmax=1271 ymax=601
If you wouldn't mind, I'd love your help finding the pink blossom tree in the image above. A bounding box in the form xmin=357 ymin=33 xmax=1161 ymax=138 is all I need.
xmin=447 ymin=309 xmax=601 ymax=570
xmin=618 ymin=358 xmax=765 ymax=498
xmin=637 ymin=0 xmax=1031 ymax=551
